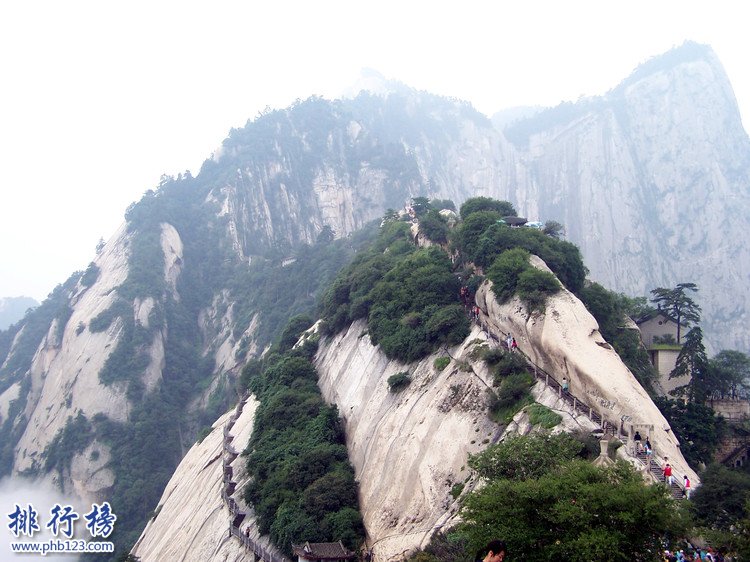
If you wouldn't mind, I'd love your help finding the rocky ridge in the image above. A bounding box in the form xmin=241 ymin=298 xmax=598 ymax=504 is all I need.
xmin=132 ymin=250 xmax=693 ymax=561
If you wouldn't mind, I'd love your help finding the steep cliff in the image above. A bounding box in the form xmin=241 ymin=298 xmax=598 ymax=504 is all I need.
xmin=133 ymin=253 xmax=693 ymax=561
xmin=130 ymin=397 xmax=285 ymax=562
xmin=508 ymin=42 xmax=750 ymax=353
xmin=475 ymin=257 xmax=697 ymax=486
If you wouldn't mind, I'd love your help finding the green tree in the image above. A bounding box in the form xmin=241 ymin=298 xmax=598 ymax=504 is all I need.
xmin=459 ymin=459 xmax=684 ymax=562
xmin=692 ymin=463 xmax=750 ymax=531
xmin=276 ymin=314 xmax=314 ymax=353
xmin=411 ymin=196 xmax=431 ymax=217
xmin=542 ymin=220 xmax=565 ymax=238
xmin=428 ymin=199 xmax=456 ymax=212
xmin=468 ymin=433 xmax=582 ymax=481
xmin=670 ymin=327 xmax=709 ymax=403
xmin=618 ymin=294 xmax=655 ymax=321
xmin=454 ymin=211 xmax=504 ymax=263
xmin=653 ymin=396 xmax=724 ymax=468
xmin=516 ymin=267 xmax=560 ymax=313
xmin=708 ymin=350 xmax=750 ymax=399
xmin=459 ymin=197 xmax=516 ymax=219
xmin=419 ymin=209 xmax=449 ymax=243
xmin=317 ymin=225 xmax=336 ymax=244
xmin=486 ymin=248 xmax=530 ymax=303
xmin=650 ymin=283 xmax=701 ymax=344
xmin=382 ymin=208 xmax=399 ymax=222
xmin=578 ymin=283 xmax=657 ymax=388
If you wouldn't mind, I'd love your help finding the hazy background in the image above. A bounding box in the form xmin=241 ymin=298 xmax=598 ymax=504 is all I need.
xmin=1 ymin=0 xmax=747 ymax=302
xmin=0 ymin=477 xmax=85 ymax=561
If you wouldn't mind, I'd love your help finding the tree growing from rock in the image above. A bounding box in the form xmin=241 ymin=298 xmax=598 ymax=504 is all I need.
xmin=650 ymin=283 xmax=701 ymax=344
xmin=542 ymin=220 xmax=565 ymax=238
xmin=459 ymin=196 xmax=516 ymax=219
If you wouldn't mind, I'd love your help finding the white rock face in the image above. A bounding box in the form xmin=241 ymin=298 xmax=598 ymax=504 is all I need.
xmin=11 ymin=224 xmax=133 ymax=485
xmin=315 ymin=321 xmax=503 ymax=561
xmin=475 ymin=256 xmax=698 ymax=486
xmin=161 ymin=222 xmax=184 ymax=300
xmin=0 ymin=380 xmax=20 ymax=424
xmin=134 ymin=265 xmax=693 ymax=561
xmin=211 ymin=46 xmax=749 ymax=352
xmin=514 ymin=50 xmax=750 ymax=354
xmin=198 ymin=291 xmax=260 ymax=375
xmin=5 ymin=221 xmax=193 ymax=503
xmin=132 ymin=398 xmax=261 ymax=562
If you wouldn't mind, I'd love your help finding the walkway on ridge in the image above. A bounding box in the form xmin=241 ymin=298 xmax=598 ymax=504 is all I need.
xmin=465 ymin=297 xmax=688 ymax=499
xmin=221 ymin=394 xmax=291 ymax=562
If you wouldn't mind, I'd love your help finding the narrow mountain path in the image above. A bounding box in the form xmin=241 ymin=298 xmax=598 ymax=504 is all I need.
xmin=464 ymin=297 xmax=688 ymax=498
xmin=221 ymin=393 xmax=291 ymax=562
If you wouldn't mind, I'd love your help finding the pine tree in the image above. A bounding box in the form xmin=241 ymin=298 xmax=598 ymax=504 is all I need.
xmin=670 ymin=327 xmax=709 ymax=403
xmin=650 ymin=282 xmax=701 ymax=343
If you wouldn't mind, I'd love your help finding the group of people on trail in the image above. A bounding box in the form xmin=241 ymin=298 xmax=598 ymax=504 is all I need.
xmin=634 ymin=431 xmax=690 ymax=496
xmin=663 ymin=546 xmax=724 ymax=561
xmin=633 ymin=431 xmax=653 ymax=457
xmin=660 ymin=458 xmax=691 ymax=498
xmin=459 ymin=285 xmax=520 ymax=353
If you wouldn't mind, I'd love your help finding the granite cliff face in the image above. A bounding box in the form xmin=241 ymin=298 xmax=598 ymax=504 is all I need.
xmin=133 ymin=255 xmax=694 ymax=561
xmin=510 ymin=43 xmax=750 ymax=353
xmin=204 ymin=43 xmax=749 ymax=351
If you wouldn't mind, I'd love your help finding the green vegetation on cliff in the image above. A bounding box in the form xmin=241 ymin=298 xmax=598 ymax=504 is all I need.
xmin=321 ymin=221 xmax=469 ymax=362
xmin=241 ymin=333 xmax=364 ymax=556
xmin=409 ymin=434 xmax=687 ymax=562
xmin=453 ymin=199 xmax=586 ymax=294
xmin=0 ymin=273 xmax=79 ymax=476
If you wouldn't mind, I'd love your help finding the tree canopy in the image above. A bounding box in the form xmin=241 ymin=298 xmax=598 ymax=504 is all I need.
xmin=468 ymin=433 xmax=582 ymax=481
xmin=650 ymin=283 xmax=701 ymax=344
xmin=320 ymin=223 xmax=468 ymax=362
xmin=242 ymin=338 xmax=364 ymax=555
xmin=450 ymin=434 xmax=686 ymax=562
xmin=459 ymin=196 xmax=516 ymax=219
xmin=670 ymin=327 xmax=709 ymax=402
xmin=708 ymin=350 xmax=750 ymax=399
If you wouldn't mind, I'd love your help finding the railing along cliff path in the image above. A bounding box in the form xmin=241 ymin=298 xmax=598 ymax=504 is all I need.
xmin=222 ymin=393 xmax=291 ymax=562
xmin=467 ymin=299 xmax=687 ymax=498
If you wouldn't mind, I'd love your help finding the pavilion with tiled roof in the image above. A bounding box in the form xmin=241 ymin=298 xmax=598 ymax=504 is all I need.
xmin=291 ymin=541 xmax=356 ymax=561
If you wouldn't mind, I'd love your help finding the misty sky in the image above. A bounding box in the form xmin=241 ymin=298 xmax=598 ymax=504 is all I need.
xmin=1 ymin=1 xmax=748 ymax=302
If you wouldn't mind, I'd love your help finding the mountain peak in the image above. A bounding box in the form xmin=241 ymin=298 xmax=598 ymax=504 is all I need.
xmin=340 ymin=68 xmax=405 ymax=99
xmin=615 ymin=41 xmax=719 ymax=91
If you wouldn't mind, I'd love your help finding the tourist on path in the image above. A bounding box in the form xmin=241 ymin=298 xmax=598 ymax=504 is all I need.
xmin=663 ymin=463 xmax=674 ymax=486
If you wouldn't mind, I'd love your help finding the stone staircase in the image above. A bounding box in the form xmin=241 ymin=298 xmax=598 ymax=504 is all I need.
xmin=473 ymin=313 xmax=689 ymax=499
xmin=636 ymin=450 xmax=686 ymax=499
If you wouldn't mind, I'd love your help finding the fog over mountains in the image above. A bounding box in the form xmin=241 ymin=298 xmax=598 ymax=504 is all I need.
xmin=0 ymin=297 xmax=38 ymax=330
xmin=211 ymin=41 xmax=749 ymax=353
xmin=0 ymin=41 xmax=748 ymax=557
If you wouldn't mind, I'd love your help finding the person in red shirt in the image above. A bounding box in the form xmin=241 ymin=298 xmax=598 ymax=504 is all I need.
xmin=663 ymin=463 xmax=673 ymax=486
